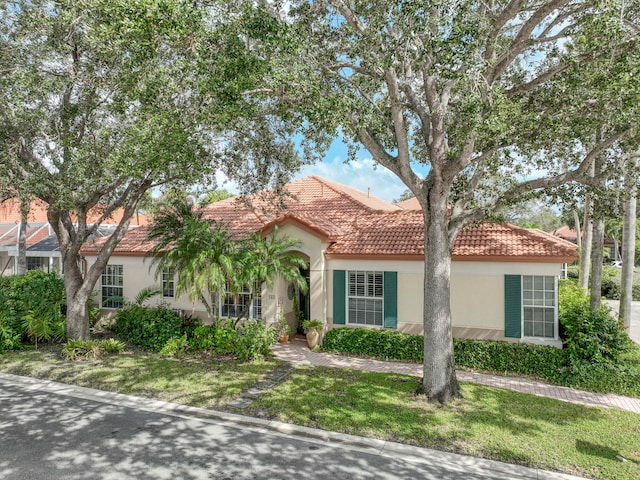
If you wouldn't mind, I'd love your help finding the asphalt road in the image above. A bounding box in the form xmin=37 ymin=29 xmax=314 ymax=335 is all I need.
xmin=0 ymin=374 xmax=587 ymax=480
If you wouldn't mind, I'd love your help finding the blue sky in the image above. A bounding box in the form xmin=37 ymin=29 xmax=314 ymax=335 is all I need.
xmin=218 ymin=139 xmax=411 ymax=203
xmin=293 ymin=140 xmax=409 ymax=203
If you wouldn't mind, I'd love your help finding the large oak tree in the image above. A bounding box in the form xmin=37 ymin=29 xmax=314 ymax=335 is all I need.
xmin=257 ymin=0 xmax=640 ymax=401
xmin=0 ymin=0 xmax=304 ymax=339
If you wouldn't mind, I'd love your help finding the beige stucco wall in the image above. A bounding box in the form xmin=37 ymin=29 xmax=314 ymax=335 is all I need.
xmin=86 ymin=223 xmax=331 ymax=328
xmin=326 ymin=258 xmax=564 ymax=342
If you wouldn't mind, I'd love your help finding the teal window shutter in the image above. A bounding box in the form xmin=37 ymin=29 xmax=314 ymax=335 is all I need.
xmin=504 ymin=274 xmax=522 ymax=338
xmin=333 ymin=270 xmax=346 ymax=325
xmin=383 ymin=271 xmax=398 ymax=329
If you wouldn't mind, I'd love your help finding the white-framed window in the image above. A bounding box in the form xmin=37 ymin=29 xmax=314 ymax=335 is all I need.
xmin=347 ymin=271 xmax=383 ymax=326
xmin=221 ymin=282 xmax=261 ymax=319
xmin=560 ymin=263 xmax=568 ymax=279
xmin=102 ymin=264 xmax=123 ymax=309
xmin=522 ymin=275 xmax=556 ymax=338
xmin=162 ymin=268 xmax=175 ymax=298
xmin=26 ymin=257 xmax=49 ymax=272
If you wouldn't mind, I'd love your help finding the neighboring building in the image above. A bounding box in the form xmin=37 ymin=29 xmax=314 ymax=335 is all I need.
xmin=81 ymin=176 xmax=578 ymax=348
xmin=0 ymin=198 xmax=149 ymax=276
xmin=550 ymin=225 xmax=618 ymax=262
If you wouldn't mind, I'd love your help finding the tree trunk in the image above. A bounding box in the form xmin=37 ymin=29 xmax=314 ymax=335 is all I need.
xmin=590 ymin=217 xmax=605 ymax=312
xmin=573 ymin=210 xmax=582 ymax=249
xmin=422 ymin=193 xmax=462 ymax=403
xmin=578 ymin=195 xmax=593 ymax=291
xmin=620 ymin=154 xmax=638 ymax=328
xmin=64 ymin=263 xmax=91 ymax=340
xmin=16 ymin=198 xmax=29 ymax=275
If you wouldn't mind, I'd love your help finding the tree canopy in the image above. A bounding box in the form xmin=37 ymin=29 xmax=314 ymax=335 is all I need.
xmin=247 ymin=0 xmax=640 ymax=402
xmin=0 ymin=0 xmax=306 ymax=338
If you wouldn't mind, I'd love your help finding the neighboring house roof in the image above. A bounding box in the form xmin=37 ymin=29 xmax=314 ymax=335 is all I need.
xmin=84 ymin=176 xmax=578 ymax=264
xmin=0 ymin=197 xmax=150 ymax=252
xmin=394 ymin=197 xmax=421 ymax=210
xmin=550 ymin=225 xmax=615 ymax=247
xmin=0 ymin=198 xmax=150 ymax=226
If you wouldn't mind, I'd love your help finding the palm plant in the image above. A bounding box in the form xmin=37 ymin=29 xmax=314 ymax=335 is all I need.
xmin=233 ymin=228 xmax=308 ymax=322
xmin=147 ymin=198 xmax=237 ymax=317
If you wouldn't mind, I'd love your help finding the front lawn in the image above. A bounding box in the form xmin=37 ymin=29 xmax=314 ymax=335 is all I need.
xmin=0 ymin=346 xmax=277 ymax=409
xmin=1 ymin=347 xmax=639 ymax=480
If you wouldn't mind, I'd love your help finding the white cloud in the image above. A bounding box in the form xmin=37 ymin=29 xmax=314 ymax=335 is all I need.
xmin=213 ymin=156 xmax=409 ymax=203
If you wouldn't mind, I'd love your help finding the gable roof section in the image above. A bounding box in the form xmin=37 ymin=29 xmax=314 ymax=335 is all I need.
xmin=83 ymin=176 xmax=577 ymax=263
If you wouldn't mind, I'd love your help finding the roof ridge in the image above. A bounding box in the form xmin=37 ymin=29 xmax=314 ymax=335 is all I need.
xmin=306 ymin=175 xmax=400 ymax=213
xmin=505 ymin=223 xmax=576 ymax=250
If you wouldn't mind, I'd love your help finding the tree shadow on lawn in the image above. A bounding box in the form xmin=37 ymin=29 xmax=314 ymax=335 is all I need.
xmin=249 ymin=366 xmax=632 ymax=472
xmin=0 ymin=349 xmax=278 ymax=410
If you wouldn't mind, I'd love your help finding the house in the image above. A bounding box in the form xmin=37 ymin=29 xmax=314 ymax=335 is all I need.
xmin=0 ymin=198 xmax=149 ymax=276
xmin=550 ymin=225 xmax=618 ymax=262
xmin=81 ymin=176 xmax=578 ymax=348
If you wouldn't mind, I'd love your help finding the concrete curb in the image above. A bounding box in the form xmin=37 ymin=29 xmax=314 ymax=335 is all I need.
xmin=0 ymin=372 xmax=589 ymax=480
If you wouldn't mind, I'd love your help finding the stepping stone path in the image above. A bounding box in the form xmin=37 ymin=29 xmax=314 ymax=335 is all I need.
xmin=224 ymin=362 xmax=294 ymax=412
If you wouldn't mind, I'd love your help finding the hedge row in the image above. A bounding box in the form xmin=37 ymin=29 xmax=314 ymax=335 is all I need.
xmin=322 ymin=328 xmax=566 ymax=381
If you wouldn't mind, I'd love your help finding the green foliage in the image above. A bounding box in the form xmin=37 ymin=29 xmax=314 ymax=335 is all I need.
xmin=323 ymin=328 xmax=423 ymax=361
xmin=0 ymin=271 xmax=66 ymax=347
xmin=0 ymin=314 xmax=21 ymax=354
xmin=453 ymin=339 xmax=567 ymax=381
xmin=235 ymin=320 xmax=277 ymax=361
xmin=113 ymin=305 xmax=183 ymax=352
xmin=274 ymin=314 xmax=292 ymax=338
xmin=600 ymin=265 xmax=621 ymax=299
xmin=558 ymin=283 xmax=632 ymax=370
xmin=189 ymin=323 xmax=238 ymax=354
xmin=187 ymin=319 xmax=275 ymax=360
xmin=61 ymin=339 xmax=125 ymax=361
xmin=301 ymin=319 xmax=323 ymax=332
xmin=159 ymin=335 xmax=189 ymax=357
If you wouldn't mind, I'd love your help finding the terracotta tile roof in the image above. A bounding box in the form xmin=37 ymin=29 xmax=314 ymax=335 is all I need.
xmin=0 ymin=198 xmax=150 ymax=226
xmin=84 ymin=176 xmax=577 ymax=263
xmin=452 ymin=224 xmax=578 ymax=262
xmin=394 ymin=197 xmax=421 ymax=210
xmin=550 ymin=224 xmax=614 ymax=247
xmin=81 ymin=225 xmax=154 ymax=255
xmin=550 ymin=225 xmax=577 ymax=242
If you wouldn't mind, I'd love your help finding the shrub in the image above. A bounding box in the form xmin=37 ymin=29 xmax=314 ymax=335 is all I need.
xmin=235 ymin=320 xmax=277 ymax=361
xmin=113 ymin=305 xmax=182 ymax=352
xmin=159 ymin=335 xmax=189 ymax=357
xmin=600 ymin=265 xmax=620 ymax=299
xmin=61 ymin=338 xmax=125 ymax=360
xmin=559 ymin=283 xmax=631 ymax=369
xmin=322 ymin=328 xmax=566 ymax=381
xmin=323 ymin=327 xmax=423 ymax=361
xmin=0 ymin=271 xmax=66 ymax=347
xmin=189 ymin=322 xmax=238 ymax=354
xmin=454 ymin=339 xmax=567 ymax=381
xmin=0 ymin=314 xmax=21 ymax=354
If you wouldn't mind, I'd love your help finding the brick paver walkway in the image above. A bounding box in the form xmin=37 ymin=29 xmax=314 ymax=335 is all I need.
xmin=272 ymin=337 xmax=640 ymax=414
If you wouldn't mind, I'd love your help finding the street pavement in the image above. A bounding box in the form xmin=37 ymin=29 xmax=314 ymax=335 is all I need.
xmin=0 ymin=373 xmax=588 ymax=480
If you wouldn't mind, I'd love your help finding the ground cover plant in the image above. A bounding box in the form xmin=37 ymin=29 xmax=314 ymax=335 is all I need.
xmin=0 ymin=348 xmax=638 ymax=480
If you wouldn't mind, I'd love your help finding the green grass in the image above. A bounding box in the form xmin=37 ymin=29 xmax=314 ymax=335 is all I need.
xmin=1 ymin=347 xmax=639 ymax=480
xmin=0 ymin=345 xmax=277 ymax=409
xmin=247 ymin=366 xmax=640 ymax=480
